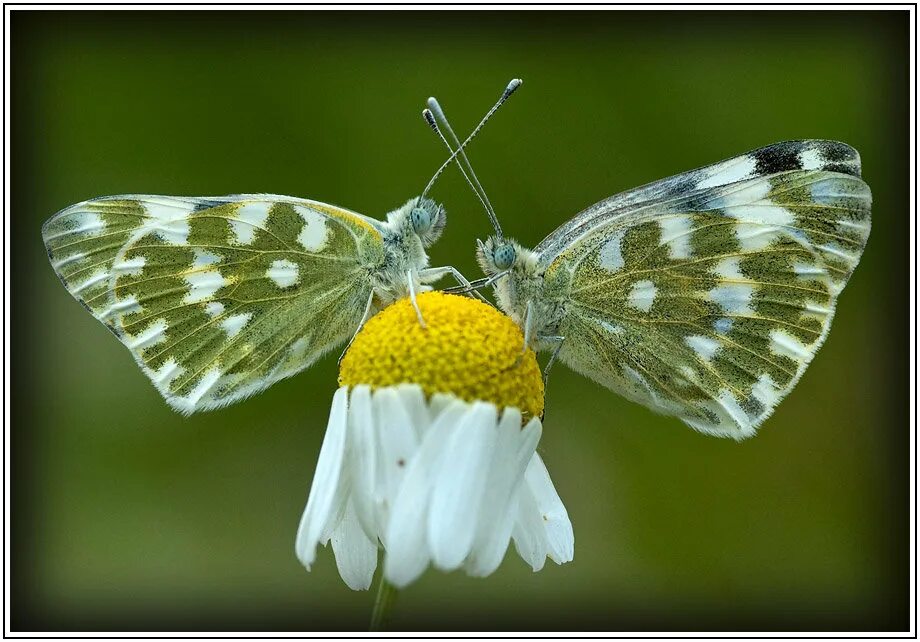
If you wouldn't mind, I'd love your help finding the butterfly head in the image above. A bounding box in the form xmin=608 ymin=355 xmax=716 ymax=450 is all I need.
xmin=477 ymin=235 xmax=532 ymax=276
xmin=391 ymin=197 xmax=447 ymax=247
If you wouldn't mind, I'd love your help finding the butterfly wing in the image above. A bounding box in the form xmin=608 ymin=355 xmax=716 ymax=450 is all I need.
xmin=43 ymin=195 xmax=380 ymax=413
xmin=534 ymin=140 xmax=863 ymax=266
xmin=542 ymin=141 xmax=870 ymax=438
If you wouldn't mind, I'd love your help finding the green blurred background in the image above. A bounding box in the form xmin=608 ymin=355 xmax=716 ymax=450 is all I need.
xmin=11 ymin=9 xmax=909 ymax=632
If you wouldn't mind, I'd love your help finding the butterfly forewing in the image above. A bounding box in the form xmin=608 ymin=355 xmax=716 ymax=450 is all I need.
xmin=535 ymin=140 xmax=864 ymax=266
xmin=547 ymin=144 xmax=870 ymax=438
xmin=43 ymin=195 xmax=379 ymax=413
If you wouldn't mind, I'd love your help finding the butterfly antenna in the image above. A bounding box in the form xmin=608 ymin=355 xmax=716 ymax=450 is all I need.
xmin=419 ymin=78 xmax=522 ymax=239
xmin=422 ymin=109 xmax=495 ymax=235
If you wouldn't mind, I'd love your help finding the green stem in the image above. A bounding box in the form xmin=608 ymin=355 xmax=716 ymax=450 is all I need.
xmin=369 ymin=574 xmax=398 ymax=631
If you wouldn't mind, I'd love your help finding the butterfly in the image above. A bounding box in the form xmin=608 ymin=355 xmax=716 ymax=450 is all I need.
xmin=41 ymin=81 xmax=521 ymax=415
xmin=435 ymin=134 xmax=871 ymax=439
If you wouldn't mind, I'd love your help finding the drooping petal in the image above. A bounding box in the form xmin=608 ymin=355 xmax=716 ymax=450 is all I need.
xmin=512 ymin=450 xmax=575 ymax=571
xmin=331 ymin=497 xmax=378 ymax=591
xmin=295 ymin=387 xmax=350 ymax=570
xmin=467 ymin=413 xmax=542 ymax=577
xmin=427 ymin=402 xmax=498 ymax=571
xmin=384 ymin=399 xmax=468 ymax=588
xmin=525 ymin=453 xmax=575 ymax=565
xmin=511 ymin=478 xmax=550 ymax=572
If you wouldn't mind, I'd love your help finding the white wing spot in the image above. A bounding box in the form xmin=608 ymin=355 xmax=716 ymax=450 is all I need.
xmin=627 ymin=279 xmax=657 ymax=312
xmin=151 ymin=357 xmax=184 ymax=392
xmin=128 ymin=319 xmax=168 ymax=350
xmin=112 ymin=256 xmax=146 ymax=276
xmin=803 ymin=301 xmax=831 ymax=317
xmin=798 ymin=147 xmax=824 ymax=169
xmin=221 ymin=312 xmax=253 ymax=339
xmin=725 ymin=204 xmax=794 ymax=227
xmin=204 ymin=301 xmax=225 ymax=318
xmin=817 ymin=243 xmax=858 ymax=263
xmin=599 ymin=319 xmax=625 ymax=335
xmin=143 ymin=199 xmax=193 ymax=245
xmin=769 ymin=329 xmax=811 ymax=361
xmin=231 ymin=202 xmax=272 ymax=245
xmin=751 ymin=373 xmax=781 ymax=409
xmin=708 ymin=179 xmax=771 ymax=209
xmin=193 ymin=249 xmax=223 ymax=268
xmin=708 ymin=283 xmax=755 ymax=315
xmin=100 ymin=295 xmax=142 ymax=321
xmin=622 ymin=365 xmax=659 ymax=404
xmin=659 ymin=216 xmax=693 ymax=259
xmin=599 ymin=231 xmax=625 ymax=272
xmin=291 ymin=337 xmax=310 ymax=356
xmin=713 ymin=256 xmax=745 ymax=280
xmin=696 ymin=155 xmax=757 ymax=189
xmin=72 ymin=269 xmax=109 ymax=294
xmin=810 ymin=177 xmax=850 ymax=204
xmin=266 ymin=259 xmax=299 ymax=288
xmin=294 ymin=205 xmax=330 ymax=252
xmin=52 ymin=252 xmax=87 ymax=269
xmin=172 ymin=368 xmax=222 ymax=412
xmin=793 ymin=262 xmax=826 ymax=278
xmin=714 ymin=317 xmax=734 ymax=335
xmin=685 ymin=334 xmax=720 ymax=362
xmin=184 ymin=269 xmax=228 ymax=303
xmin=734 ymin=223 xmax=784 ymax=251
xmin=74 ymin=211 xmax=106 ymax=235
xmin=715 ymin=389 xmax=749 ymax=428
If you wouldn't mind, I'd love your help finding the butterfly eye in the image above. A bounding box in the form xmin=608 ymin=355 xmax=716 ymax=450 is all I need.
xmin=410 ymin=207 xmax=432 ymax=235
xmin=493 ymin=243 xmax=516 ymax=270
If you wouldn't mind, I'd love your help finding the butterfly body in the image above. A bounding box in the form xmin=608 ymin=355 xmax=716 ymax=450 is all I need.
xmin=478 ymin=140 xmax=872 ymax=439
xmin=43 ymin=193 xmax=446 ymax=414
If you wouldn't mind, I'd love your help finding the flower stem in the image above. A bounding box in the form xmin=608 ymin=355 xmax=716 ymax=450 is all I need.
xmin=369 ymin=574 xmax=398 ymax=631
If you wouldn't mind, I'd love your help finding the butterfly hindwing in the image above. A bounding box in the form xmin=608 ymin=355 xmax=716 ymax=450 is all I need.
xmin=546 ymin=146 xmax=870 ymax=438
xmin=43 ymin=195 xmax=380 ymax=413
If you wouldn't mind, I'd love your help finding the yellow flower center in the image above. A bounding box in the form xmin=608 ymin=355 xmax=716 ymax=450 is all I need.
xmin=339 ymin=292 xmax=544 ymax=420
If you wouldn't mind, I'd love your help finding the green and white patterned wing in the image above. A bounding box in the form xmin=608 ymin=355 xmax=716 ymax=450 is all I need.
xmin=43 ymin=195 xmax=380 ymax=413
xmin=548 ymin=142 xmax=871 ymax=438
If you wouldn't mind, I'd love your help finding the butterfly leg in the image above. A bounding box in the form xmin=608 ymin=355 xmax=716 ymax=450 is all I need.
xmin=443 ymin=269 xmax=510 ymax=295
xmin=522 ymin=301 xmax=534 ymax=354
xmin=337 ymin=290 xmax=377 ymax=365
xmin=538 ymin=335 xmax=566 ymax=388
xmin=511 ymin=301 xmax=535 ymax=368
xmin=418 ymin=266 xmax=488 ymax=302
xmin=407 ymin=269 xmax=427 ymax=328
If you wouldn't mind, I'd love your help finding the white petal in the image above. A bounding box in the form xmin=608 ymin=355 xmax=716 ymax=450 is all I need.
xmin=295 ymin=387 xmax=349 ymax=570
xmin=331 ymin=498 xmax=378 ymax=591
xmin=393 ymin=383 xmax=430 ymax=438
xmin=512 ymin=482 xmax=548 ymax=571
xmin=384 ymin=400 xmax=467 ymax=588
xmin=427 ymin=402 xmax=498 ymax=571
xmin=348 ymin=386 xmax=379 ymax=542
xmin=428 ymin=392 xmax=457 ymax=422
xmin=512 ymin=451 xmax=574 ymax=571
xmin=525 ymin=453 xmax=574 ymax=565
xmin=467 ymin=413 xmax=542 ymax=577
xmin=373 ymin=387 xmax=420 ymax=544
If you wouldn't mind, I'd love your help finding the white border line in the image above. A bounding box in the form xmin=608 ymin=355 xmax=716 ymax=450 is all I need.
xmin=1 ymin=3 xmax=915 ymax=638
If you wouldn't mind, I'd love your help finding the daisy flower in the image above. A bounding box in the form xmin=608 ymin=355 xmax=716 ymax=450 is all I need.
xmin=294 ymin=291 xmax=574 ymax=595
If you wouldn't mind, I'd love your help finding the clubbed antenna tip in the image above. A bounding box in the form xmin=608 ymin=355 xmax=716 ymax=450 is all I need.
xmin=504 ymin=78 xmax=523 ymax=98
